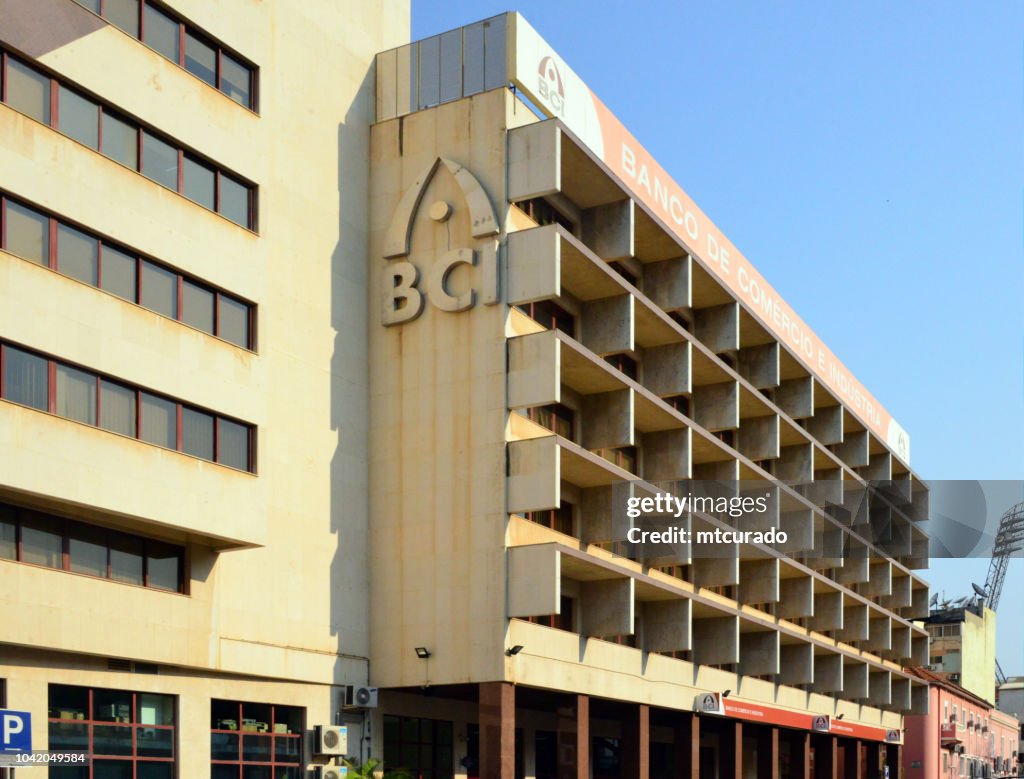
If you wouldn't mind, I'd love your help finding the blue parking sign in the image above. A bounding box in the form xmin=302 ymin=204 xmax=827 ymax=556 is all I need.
xmin=0 ymin=710 xmax=31 ymax=753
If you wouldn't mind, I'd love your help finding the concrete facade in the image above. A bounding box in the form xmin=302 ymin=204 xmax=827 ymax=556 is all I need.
xmin=926 ymin=606 xmax=998 ymax=704
xmin=0 ymin=0 xmax=408 ymax=773
xmin=365 ymin=15 xmax=932 ymax=778
xmin=904 ymin=668 xmax=1019 ymax=779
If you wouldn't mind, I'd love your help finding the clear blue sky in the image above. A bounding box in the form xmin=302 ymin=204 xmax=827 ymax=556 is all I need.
xmin=412 ymin=3 xmax=1024 ymax=673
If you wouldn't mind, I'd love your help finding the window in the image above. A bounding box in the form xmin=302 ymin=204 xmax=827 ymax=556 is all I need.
xmin=0 ymin=340 xmax=255 ymax=472
xmin=514 ymin=300 xmax=576 ymax=337
xmin=5 ymin=57 xmax=50 ymax=123
xmin=526 ymin=503 xmax=575 ymax=536
xmin=1 ymin=345 xmax=48 ymax=410
xmin=1 ymin=51 xmax=257 ymax=227
xmin=604 ymin=353 xmax=638 ymax=380
xmin=211 ymin=700 xmax=303 ymax=778
xmin=526 ymin=403 xmax=575 ymax=439
xmin=141 ymin=130 xmax=179 ymax=190
xmin=4 ymin=200 xmax=49 ymax=264
xmin=0 ymin=499 xmax=185 ymax=592
xmin=1 ymin=193 xmax=255 ymax=349
xmin=71 ymin=0 xmax=257 ymax=110
xmin=58 ymin=86 xmax=100 ymax=149
xmin=49 ymin=684 xmax=175 ymax=776
xmin=383 ymin=715 xmax=454 ymax=779
xmin=57 ymin=224 xmax=99 ymax=285
xmin=514 ymin=197 xmax=576 ymax=232
xmin=528 ymin=595 xmax=575 ymax=632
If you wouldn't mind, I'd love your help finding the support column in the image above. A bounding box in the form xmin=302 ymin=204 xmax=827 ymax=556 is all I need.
xmin=675 ymin=712 xmax=700 ymax=778
xmin=814 ymin=735 xmax=837 ymax=779
xmin=791 ymin=731 xmax=812 ymax=779
xmin=721 ymin=721 xmax=743 ymax=779
xmin=621 ymin=704 xmax=650 ymax=779
xmin=758 ymin=726 xmax=779 ymax=779
xmin=886 ymin=744 xmax=901 ymax=779
xmin=865 ymin=742 xmax=881 ymax=779
xmin=557 ymin=694 xmax=589 ymax=779
xmin=843 ymin=739 xmax=862 ymax=779
xmin=480 ymin=682 xmax=515 ymax=779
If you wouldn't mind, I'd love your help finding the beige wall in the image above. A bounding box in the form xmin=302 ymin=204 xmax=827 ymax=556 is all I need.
xmin=0 ymin=0 xmax=408 ymax=758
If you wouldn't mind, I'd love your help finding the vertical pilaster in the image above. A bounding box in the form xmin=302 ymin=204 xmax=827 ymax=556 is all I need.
xmin=621 ymin=703 xmax=650 ymax=779
xmin=758 ymin=726 xmax=779 ymax=779
xmin=721 ymin=721 xmax=743 ymax=779
xmin=792 ymin=731 xmax=812 ymax=779
xmin=557 ymin=694 xmax=589 ymax=779
xmin=814 ymin=735 xmax=838 ymax=779
xmin=675 ymin=712 xmax=700 ymax=778
xmin=479 ymin=682 xmax=515 ymax=779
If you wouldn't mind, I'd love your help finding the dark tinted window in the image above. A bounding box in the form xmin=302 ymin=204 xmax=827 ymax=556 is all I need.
xmin=5 ymin=201 xmax=49 ymax=264
xmin=218 ymin=295 xmax=249 ymax=348
xmin=5 ymin=59 xmax=51 ymax=124
xmin=101 ymin=112 xmax=139 ymax=169
xmin=183 ymin=157 xmax=215 ymax=210
xmin=109 ymin=533 xmax=144 ymax=585
xmin=141 ymin=131 xmax=178 ymax=189
xmin=55 ymin=364 xmax=97 ymax=425
xmin=218 ymin=418 xmax=249 ymax=471
xmin=58 ymin=86 xmax=100 ymax=149
xmin=182 ymin=281 xmax=214 ymax=333
xmin=142 ymin=3 xmax=180 ymax=61
xmin=3 ymin=345 xmax=48 ymax=410
xmin=139 ymin=392 xmax=175 ymax=448
xmin=57 ymin=224 xmax=99 ymax=285
xmin=182 ymin=406 xmax=214 ymax=460
xmin=99 ymin=379 xmax=136 ymax=437
xmin=100 ymin=244 xmax=138 ymax=302
xmin=219 ymin=174 xmax=249 ymax=227
xmin=220 ymin=54 xmax=251 ymax=107
xmin=104 ymin=0 xmax=140 ymax=37
xmin=184 ymin=31 xmax=216 ymax=86
xmin=140 ymin=260 xmax=177 ymax=318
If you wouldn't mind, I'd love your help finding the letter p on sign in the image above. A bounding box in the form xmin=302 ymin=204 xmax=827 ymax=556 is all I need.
xmin=0 ymin=710 xmax=31 ymax=753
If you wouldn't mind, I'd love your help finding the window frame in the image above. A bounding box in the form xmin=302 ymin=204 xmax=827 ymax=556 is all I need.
xmin=210 ymin=699 xmax=305 ymax=776
xmin=0 ymin=340 xmax=256 ymax=473
xmin=69 ymin=0 xmax=258 ymax=111
xmin=1 ymin=501 xmax=186 ymax=593
xmin=0 ymin=192 xmax=256 ymax=350
xmin=0 ymin=50 xmax=258 ymax=229
xmin=48 ymin=684 xmax=177 ymax=770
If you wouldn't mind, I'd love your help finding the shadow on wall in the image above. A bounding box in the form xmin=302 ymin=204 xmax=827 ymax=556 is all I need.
xmin=330 ymin=63 xmax=376 ymax=762
xmin=0 ymin=0 xmax=105 ymax=58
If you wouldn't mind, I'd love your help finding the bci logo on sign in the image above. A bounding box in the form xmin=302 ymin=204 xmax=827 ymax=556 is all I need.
xmin=1 ymin=709 xmax=31 ymax=753
xmin=381 ymin=157 xmax=500 ymax=327
xmin=812 ymin=715 xmax=830 ymax=732
xmin=537 ymin=56 xmax=565 ymax=115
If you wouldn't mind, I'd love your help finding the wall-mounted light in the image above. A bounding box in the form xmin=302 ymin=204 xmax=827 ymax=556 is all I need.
xmin=723 ymin=690 xmax=732 ymax=698
xmin=505 ymin=645 xmax=524 ymax=656
xmin=414 ymin=647 xmax=431 ymax=659
xmin=837 ymin=714 xmax=845 ymax=720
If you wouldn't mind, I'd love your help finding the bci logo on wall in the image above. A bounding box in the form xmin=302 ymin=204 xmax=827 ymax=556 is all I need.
xmin=537 ymin=56 xmax=565 ymax=115
xmin=381 ymin=157 xmax=500 ymax=326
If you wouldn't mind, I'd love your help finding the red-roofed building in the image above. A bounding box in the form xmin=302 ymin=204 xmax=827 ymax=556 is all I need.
xmin=904 ymin=667 xmax=1020 ymax=779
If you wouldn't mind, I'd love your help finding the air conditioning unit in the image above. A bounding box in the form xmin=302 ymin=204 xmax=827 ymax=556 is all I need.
xmin=315 ymin=767 xmax=348 ymax=779
xmin=314 ymin=724 xmax=348 ymax=756
xmin=343 ymin=686 xmax=379 ymax=709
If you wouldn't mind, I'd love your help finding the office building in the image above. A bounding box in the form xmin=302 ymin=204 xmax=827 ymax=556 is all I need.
xmin=925 ymin=603 xmax=998 ymax=704
xmin=1 ymin=4 xmax=933 ymax=778
xmin=0 ymin=0 xmax=407 ymax=775
xmin=367 ymin=13 xmax=931 ymax=779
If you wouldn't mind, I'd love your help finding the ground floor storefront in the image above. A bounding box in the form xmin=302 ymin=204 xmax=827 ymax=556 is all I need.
xmin=378 ymin=684 xmax=903 ymax=779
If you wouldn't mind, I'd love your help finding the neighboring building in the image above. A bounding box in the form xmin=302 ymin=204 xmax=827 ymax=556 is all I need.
xmin=997 ymin=677 xmax=1024 ymax=772
xmin=904 ymin=668 xmax=1020 ymax=779
xmin=0 ymin=0 xmax=407 ymax=775
xmin=926 ymin=603 xmax=998 ymax=704
xmin=367 ymin=13 xmax=931 ymax=779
